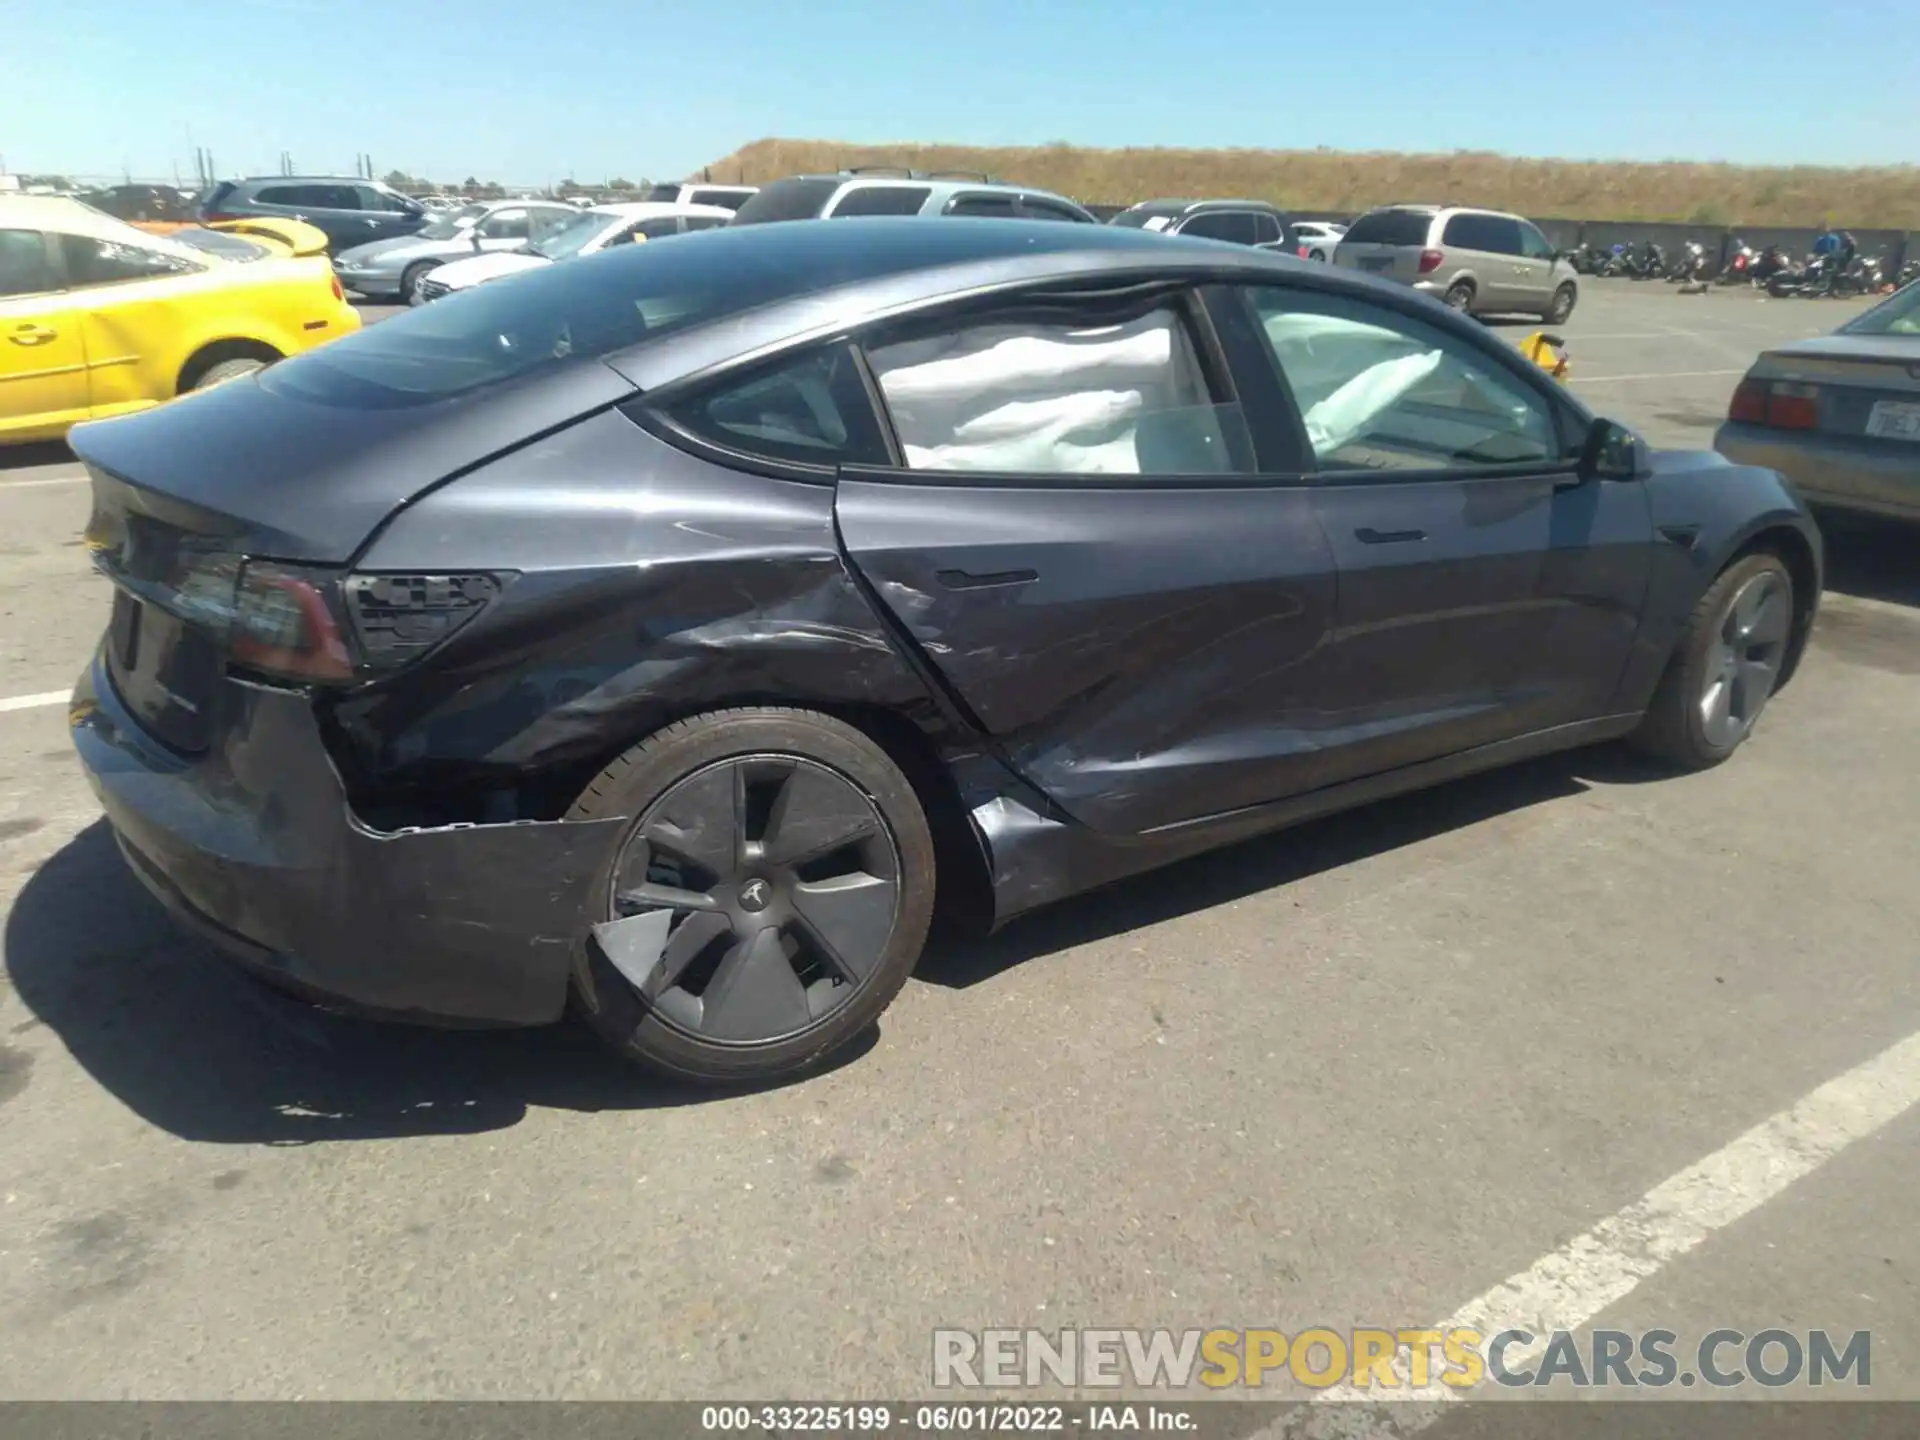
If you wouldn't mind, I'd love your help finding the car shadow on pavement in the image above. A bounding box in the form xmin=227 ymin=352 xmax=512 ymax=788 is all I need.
xmin=4 ymin=820 xmax=873 ymax=1145
xmin=1818 ymin=512 xmax=1920 ymax=609
xmin=0 ymin=439 xmax=76 ymax=475
xmin=918 ymin=748 xmax=1639 ymax=990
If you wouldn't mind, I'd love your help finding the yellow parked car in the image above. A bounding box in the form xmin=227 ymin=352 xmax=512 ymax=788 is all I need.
xmin=131 ymin=215 xmax=333 ymax=259
xmin=0 ymin=196 xmax=359 ymax=445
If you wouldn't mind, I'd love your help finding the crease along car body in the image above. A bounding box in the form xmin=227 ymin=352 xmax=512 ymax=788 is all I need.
xmin=67 ymin=219 xmax=1823 ymax=1083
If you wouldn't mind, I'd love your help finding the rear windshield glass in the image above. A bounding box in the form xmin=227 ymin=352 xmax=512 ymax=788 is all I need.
xmin=730 ymin=178 xmax=842 ymax=224
xmin=1341 ymin=210 xmax=1432 ymax=247
xmin=168 ymin=227 xmax=273 ymax=262
xmin=260 ymin=224 xmax=930 ymax=408
xmin=1109 ymin=208 xmax=1173 ymax=228
xmin=1840 ymin=282 xmax=1920 ymax=336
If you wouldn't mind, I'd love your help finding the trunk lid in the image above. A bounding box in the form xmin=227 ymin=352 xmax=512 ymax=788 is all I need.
xmin=75 ymin=352 xmax=635 ymax=752
xmin=1755 ymin=336 xmax=1920 ymax=440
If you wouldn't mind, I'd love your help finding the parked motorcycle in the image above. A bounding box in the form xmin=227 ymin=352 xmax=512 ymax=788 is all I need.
xmin=1717 ymin=239 xmax=1758 ymax=285
xmin=1625 ymin=240 xmax=1666 ymax=280
xmin=1666 ymin=240 xmax=1711 ymax=283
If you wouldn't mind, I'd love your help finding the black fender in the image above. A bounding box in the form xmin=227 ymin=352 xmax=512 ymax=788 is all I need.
xmin=1607 ymin=452 xmax=1824 ymax=714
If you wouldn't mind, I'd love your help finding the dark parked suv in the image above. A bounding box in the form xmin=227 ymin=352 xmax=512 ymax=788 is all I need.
xmin=68 ymin=220 xmax=1821 ymax=1085
xmin=1107 ymin=198 xmax=1293 ymax=250
xmin=198 ymin=177 xmax=429 ymax=253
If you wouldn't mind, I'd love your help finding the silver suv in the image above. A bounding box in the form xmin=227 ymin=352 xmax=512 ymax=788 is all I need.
xmin=1332 ymin=205 xmax=1578 ymax=323
xmin=729 ymin=168 xmax=1097 ymax=225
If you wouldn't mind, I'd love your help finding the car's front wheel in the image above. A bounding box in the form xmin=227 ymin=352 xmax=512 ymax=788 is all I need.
xmin=1629 ymin=552 xmax=1795 ymax=769
xmin=568 ymin=708 xmax=936 ymax=1084
xmin=401 ymin=261 xmax=439 ymax=306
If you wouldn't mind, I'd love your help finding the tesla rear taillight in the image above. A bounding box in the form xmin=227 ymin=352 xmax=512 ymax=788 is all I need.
xmin=1418 ymin=249 xmax=1445 ymax=274
xmin=1729 ymin=378 xmax=1819 ymax=430
xmin=229 ymin=562 xmax=355 ymax=682
xmin=343 ymin=573 xmax=504 ymax=671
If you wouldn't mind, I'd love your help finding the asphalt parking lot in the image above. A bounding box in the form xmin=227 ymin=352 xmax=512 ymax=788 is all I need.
xmin=1 ymin=280 xmax=1916 ymax=1407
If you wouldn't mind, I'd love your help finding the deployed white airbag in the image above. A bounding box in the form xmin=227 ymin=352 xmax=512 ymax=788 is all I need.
xmin=1299 ymin=348 xmax=1444 ymax=455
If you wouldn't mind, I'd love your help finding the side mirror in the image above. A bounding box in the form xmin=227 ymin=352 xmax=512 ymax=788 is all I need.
xmin=1578 ymin=416 xmax=1647 ymax=481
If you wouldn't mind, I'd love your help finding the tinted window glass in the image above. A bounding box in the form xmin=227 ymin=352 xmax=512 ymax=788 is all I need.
xmin=1443 ymin=213 xmax=1523 ymax=255
xmin=829 ymin=186 xmax=932 ymax=218
xmin=682 ymin=215 xmax=728 ymax=232
xmin=729 ymin=178 xmax=843 ymax=224
xmin=1180 ymin=211 xmax=1261 ymax=245
xmin=1245 ymin=287 xmax=1558 ymax=471
xmin=642 ymin=184 xmax=682 ymax=203
xmin=1251 ymin=212 xmax=1283 ymax=245
xmin=1020 ymin=197 xmax=1093 ymax=223
xmin=1341 ymin=209 xmax=1433 ymax=247
xmin=358 ymin=186 xmax=417 ymax=214
xmin=259 ymin=183 xmax=359 ymax=210
xmin=665 ymin=344 xmax=887 ymax=467
xmin=1517 ymin=222 xmax=1556 ymax=260
xmin=1108 ymin=208 xmax=1165 ymax=229
xmin=0 ymin=230 xmax=55 ymax=297
xmin=946 ymin=193 xmax=1021 ymax=218
xmin=687 ymin=188 xmax=754 ymax=211
xmin=60 ymin=234 xmax=203 ymax=287
xmin=867 ymin=306 xmax=1249 ymax=477
xmin=168 ymin=227 xmax=274 ymax=262
xmin=261 ymin=224 xmax=957 ymax=408
xmin=478 ymin=209 xmax=530 ymax=240
xmin=633 ymin=219 xmax=683 ymax=240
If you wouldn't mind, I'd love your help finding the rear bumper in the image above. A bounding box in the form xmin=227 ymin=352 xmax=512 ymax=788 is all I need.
xmin=70 ymin=647 xmax=625 ymax=1026
xmin=1715 ymin=422 xmax=1920 ymax=520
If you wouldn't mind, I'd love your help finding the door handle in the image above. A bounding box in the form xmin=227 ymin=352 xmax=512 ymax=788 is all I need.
xmin=937 ymin=567 xmax=1038 ymax=590
xmin=1354 ymin=527 xmax=1425 ymax=545
xmin=8 ymin=324 xmax=57 ymax=346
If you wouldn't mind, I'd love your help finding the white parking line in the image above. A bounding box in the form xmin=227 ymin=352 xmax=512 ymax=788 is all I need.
xmin=1273 ymin=1026 xmax=1920 ymax=1436
xmin=0 ymin=691 xmax=72 ymax=714
xmin=1571 ymin=368 xmax=1748 ymax=384
xmin=0 ymin=474 xmax=88 ymax=490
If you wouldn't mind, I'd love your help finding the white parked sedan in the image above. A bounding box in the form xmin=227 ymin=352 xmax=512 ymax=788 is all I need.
xmin=416 ymin=201 xmax=735 ymax=299
xmin=1291 ymin=221 xmax=1348 ymax=261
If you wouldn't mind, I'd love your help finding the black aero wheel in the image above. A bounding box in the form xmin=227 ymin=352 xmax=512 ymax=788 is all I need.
xmin=568 ymin=709 xmax=936 ymax=1083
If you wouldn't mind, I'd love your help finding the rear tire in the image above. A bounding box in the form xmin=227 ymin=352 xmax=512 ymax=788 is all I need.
xmin=189 ymin=357 xmax=266 ymax=391
xmin=567 ymin=708 xmax=936 ymax=1085
xmin=1442 ymin=280 xmax=1475 ymax=312
xmin=1628 ymin=552 xmax=1794 ymax=770
xmin=1545 ymin=283 xmax=1577 ymax=324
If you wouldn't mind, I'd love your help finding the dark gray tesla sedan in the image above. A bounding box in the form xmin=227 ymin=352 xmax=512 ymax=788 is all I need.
xmin=68 ymin=218 xmax=1823 ymax=1084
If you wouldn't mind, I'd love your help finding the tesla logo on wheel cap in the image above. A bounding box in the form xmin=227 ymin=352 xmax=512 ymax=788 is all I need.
xmin=739 ymin=879 xmax=771 ymax=912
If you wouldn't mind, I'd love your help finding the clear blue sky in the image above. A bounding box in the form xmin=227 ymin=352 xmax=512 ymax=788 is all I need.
xmin=7 ymin=0 xmax=1916 ymax=187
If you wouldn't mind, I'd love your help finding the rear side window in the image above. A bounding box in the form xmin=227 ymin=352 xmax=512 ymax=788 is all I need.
xmin=258 ymin=184 xmax=359 ymax=209
xmin=0 ymin=231 xmax=56 ymax=297
xmin=829 ymin=186 xmax=932 ymax=218
xmin=945 ymin=193 xmax=1021 ymax=218
xmin=1020 ymin=197 xmax=1093 ymax=223
xmin=478 ymin=208 xmax=531 ymax=240
xmin=866 ymin=305 xmax=1250 ymax=477
xmin=682 ymin=215 xmax=728 ymax=232
xmin=662 ymin=344 xmax=889 ymax=468
xmin=1243 ymin=287 xmax=1560 ymax=471
xmin=59 ymin=234 xmax=203 ymax=287
xmin=1250 ymin=213 xmax=1283 ymax=245
xmin=1180 ymin=211 xmax=1261 ymax=246
xmin=1443 ymin=213 xmax=1523 ymax=255
xmin=687 ymin=188 xmax=754 ymax=211
xmin=358 ymin=186 xmax=418 ymax=214
xmin=1341 ymin=209 xmax=1432 ymax=247
xmin=729 ymin=178 xmax=842 ymax=224
xmin=642 ymin=184 xmax=683 ymax=203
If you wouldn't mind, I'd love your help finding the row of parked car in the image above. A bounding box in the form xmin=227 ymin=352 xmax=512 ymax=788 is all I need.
xmin=0 ymin=164 xmax=1607 ymax=448
xmin=285 ymin=166 xmax=1579 ymax=326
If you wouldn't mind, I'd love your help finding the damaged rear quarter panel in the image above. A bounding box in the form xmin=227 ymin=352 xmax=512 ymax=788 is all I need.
xmin=334 ymin=408 xmax=950 ymax=801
